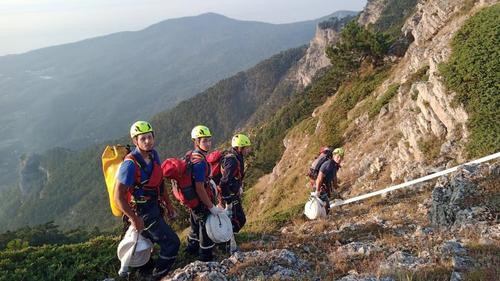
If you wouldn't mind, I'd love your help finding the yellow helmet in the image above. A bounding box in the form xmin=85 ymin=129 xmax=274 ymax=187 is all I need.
xmin=333 ymin=147 xmax=345 ymax=157
xmin=130 ymin=121 xmax=154 ymax=138
xmin=191 ymin=125 xmax=212 ymax=139
xmin=231 ymin=134 xmax=251 ymax=147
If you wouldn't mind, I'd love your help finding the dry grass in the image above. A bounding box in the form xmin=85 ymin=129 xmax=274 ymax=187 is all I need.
xmin=310 ymin=219 xmax=331 ymax=234
xmin=463 ymin=242 xmax=500 ymax=281
xmin=387 ymin=267 xmax=452 ymax=281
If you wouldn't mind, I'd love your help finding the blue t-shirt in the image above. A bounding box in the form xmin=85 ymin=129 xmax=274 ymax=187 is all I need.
xmin=319 ymin=159 xmax=338 ymax=188
xmin=192 ymin=149 xmax=207 ymax=183
xmin=117 ymin=148 xmax=160 ymax=186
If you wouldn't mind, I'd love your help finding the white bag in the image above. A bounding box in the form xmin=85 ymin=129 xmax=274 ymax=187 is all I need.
xmin=304 ymin=195 xmax=326 ymax=220
xmin=206 ymin=213 xmax=233 ymax=243
xmin=117 ymin=226 xmax=153 ymax=276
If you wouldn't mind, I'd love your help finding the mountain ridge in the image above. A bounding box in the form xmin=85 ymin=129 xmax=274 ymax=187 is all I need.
xmin=0 ymin=1 xmax=498 ymax=280
xmin=0 ymin=11 xmax=348 ymax=151
xmin=0 ymin=11 xmax=357 ymax=190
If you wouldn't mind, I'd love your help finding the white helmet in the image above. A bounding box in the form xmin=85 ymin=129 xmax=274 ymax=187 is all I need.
xmin=206 ymin=213 xmax=233 ymax=243
xmin=117 ymin=226 xmax=153 ymax=268
xmin=304 ymin=195 xmax=326 ymax=220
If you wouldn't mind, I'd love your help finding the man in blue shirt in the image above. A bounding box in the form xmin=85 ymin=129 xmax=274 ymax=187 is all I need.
xmin=185 ymin=125 xmax=225 ymax=262
xmin=114 ymin=121 xmax=180 ymax=278
xmin=311 ymin=147 xmax=344 ymax=214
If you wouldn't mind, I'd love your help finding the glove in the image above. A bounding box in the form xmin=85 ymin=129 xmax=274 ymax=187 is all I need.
xmin=209 ymin=206 xmax=226 ymax=215
xmin=225 ymin=205 xmax=233 ymax=218
xmin=310 ymin=191 xmax=319 ymax=197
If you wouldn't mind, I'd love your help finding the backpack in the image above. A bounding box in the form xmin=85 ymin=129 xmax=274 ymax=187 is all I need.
xmin=306 ymin=151 xmax=332 ymax=181
xmin=162 ymin=151 xmax=209 ymax=209
xmin=207 ymin=150 xmax=241 ymax=186
xmin=206 ymin=150 xmax=224 ymax=185
xmin=101 ymin=145 xmax=132 ymax=217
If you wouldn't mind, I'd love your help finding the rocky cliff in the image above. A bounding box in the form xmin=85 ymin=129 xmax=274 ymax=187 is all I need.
xmin=295 ymin=16 xmax=354 ymax=86
xmin=161 ymin=160 xmax=499 ymax=280
xmin=106 ymin=1 xmax=499 ymax=279
xmin=358 ymin=0 xmax=387 ymax=26
xmin=258 ymin=0 xmax=497 ymax=202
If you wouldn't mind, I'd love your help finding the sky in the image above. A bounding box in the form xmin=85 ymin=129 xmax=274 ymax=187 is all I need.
xmin=0 ymin=0 xmax=366 ymax=56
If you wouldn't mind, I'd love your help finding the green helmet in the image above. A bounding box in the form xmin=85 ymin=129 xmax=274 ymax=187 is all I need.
xmin=231 ymin=133 xmax=251 ymax=147
xmin=191 ymin=125 xmax=212 ymax=139
xmin=333 ymin=147 xmax=345 ymax=157
xmin=130 ymin=121 xmax=154 ymax=138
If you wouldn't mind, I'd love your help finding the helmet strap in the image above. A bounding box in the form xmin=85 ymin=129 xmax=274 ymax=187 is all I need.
xmin=137 ymin=146 xmax=153 ymax=156
xmin=196 ymin=144 xmax=208 ymax=153
xmin=194 ymin=139 xmax=208 ymax=153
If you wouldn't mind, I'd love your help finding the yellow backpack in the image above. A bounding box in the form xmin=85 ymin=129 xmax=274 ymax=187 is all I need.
xmin=101 ymin=145 xmax=130 ymax=217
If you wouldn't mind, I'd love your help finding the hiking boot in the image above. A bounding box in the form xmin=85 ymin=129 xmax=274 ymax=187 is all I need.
xmin=152 ymin=267 xmax=170 ymax=280
xmin=199 ymin=248 xmax=213 ymax=262
xmin=137 ymin=258 xmax=155 ymax=276
xmin=151 ymin=258 xmax=174 ymax=279
xmin=184 ymin=243 xmax=199 ymax=256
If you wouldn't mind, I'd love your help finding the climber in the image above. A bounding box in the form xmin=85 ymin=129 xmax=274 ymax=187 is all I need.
xmin=114 ymin=121 xmax=180 ymax=278
xmin=311 ymin=147 xmax=344 ymax=214
xmin=217 ymin=133 xmax=251 ymax=234
xmin=185 ymin=125 xmax=225 ymax=261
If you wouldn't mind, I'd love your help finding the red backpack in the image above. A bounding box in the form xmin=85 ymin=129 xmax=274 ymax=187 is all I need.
xmin=306 ymin=148 xmax=333 ymax=181
xmin=207 ymin=150 xmax=241 ymax=186
xmin=161 ymin=151 xmax=200 ymax=209
xmin=207 ymin=150 xmax=223 ymax=184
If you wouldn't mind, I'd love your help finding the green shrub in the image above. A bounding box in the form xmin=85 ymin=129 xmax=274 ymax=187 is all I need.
xmin=439 ymin=4 xmax=500 ymax=157
xmin=5 ymin=239 xmax=29 ymax=251
xmin=321 ymin=66 xmax=392 ymax=146
xmin=0 ymin=236 xmax=118 ymax=281
xmin=245 ymin=67 xmax=348 ymax=187
xmin=326 ymin=21 xmax=390 ymax=71
xmin=369 ymin=83 xmax=400 ymax=118
xmin=371 ymin=0 xmax=418 ymax=41
xmin=418 ymin=135 xmax=444 ymax=163
xmin=0 ymin=221 xmax=103 ymax=251
xmin=406 ymin=65 xmax=429 ymax=84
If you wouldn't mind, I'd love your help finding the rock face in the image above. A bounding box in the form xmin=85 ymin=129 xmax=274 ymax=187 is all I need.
xmin=296 ymin=16 xmax=352 ymax=86
xmin=245 ymin=2 xmax=499 ymax=278
xmin=18 ymin=154 xmax=47 ymax=197
xmin=331 ymin=0 xmax=496 ymax=191
xmin=164 ymin=249 xmax=311 ymax=281
xmin=357 ymin=0 xmax=387 ymax=26
xmin=277 ymin=163 xmax=497 ymax=280
xmin=429 ymin=162 xmax=498 ymax=229
xmin=379 ymin=251 xmax=432 ymax=271
xmin=249 ymin=0 xmax=499 ymax=218
xmin=336 ymin=241 xmax=381 ymax=257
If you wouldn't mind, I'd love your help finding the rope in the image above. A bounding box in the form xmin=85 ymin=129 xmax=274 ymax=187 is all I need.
xmin=330 ymin=152 xmax=500 ymax=208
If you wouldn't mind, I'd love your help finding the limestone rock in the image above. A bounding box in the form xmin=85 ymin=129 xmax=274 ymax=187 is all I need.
xmin=337 ymin=276 xmax=395 ymax=281
xmin=164 ymin=249 xmax=311 ymax=281
xmin=358 ymin=0 xmax=386 ymax=26
xmin=429 ymin=163 xmax=497 ymax=228
xmin=379 ymin=251 xmax=431 ymax=271
xmin=336 ymin=241 xmax=381 ymax=257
